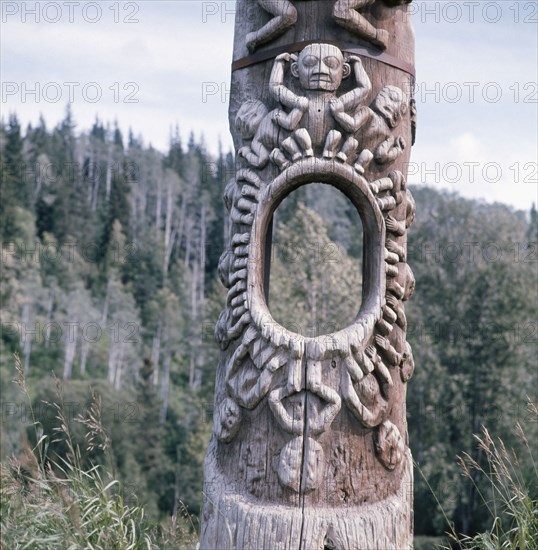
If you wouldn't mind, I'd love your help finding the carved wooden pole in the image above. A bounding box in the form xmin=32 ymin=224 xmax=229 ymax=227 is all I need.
xmin=202 ymin=2 xmax=416 ymax=548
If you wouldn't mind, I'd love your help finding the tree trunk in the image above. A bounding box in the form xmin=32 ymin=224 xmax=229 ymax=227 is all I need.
xmin=21 ymin=303 xmax=32 ymax=375
xmin=63 ymin=325 xmax=78 ymax=380
xmin=202 ymin=2 xmax=416 ymax=548
xmin=159 ymin=353 xmax=171 ymax=425
xmin=151 ymin=323 xmax=162 ymax=386
xmin=80 ymin=338 xmax=89 ymax=376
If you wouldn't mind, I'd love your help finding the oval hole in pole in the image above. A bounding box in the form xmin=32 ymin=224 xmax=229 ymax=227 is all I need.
xmin=265 ymin=183 xmax=364 ymax=338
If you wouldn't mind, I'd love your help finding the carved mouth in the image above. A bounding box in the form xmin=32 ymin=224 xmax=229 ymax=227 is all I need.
xmin=310 ymin=73 xmax=332 ymax=83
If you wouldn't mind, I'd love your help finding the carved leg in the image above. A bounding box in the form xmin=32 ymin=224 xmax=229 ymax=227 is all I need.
xmin=338 ymin=136 xmax=359 ymax=163
xmin=270 ymin=148 xmax=290 ymax=171
xmin=354 ymin=149 xmax=374 ymax=174
xmin=293 ymin=128 xmax=314 ymax=157
xmin=375 ymin=136 xmax=406 ymax=165
xmin=281 ymin=136 xmax=303 ymax=162
xmin=323 ymin=130 xmax=343 ymax=159
xmin=246 ymin=0 xmax=298 ymax=53
xmin=333 ymin=0 xmax=389 ymax=50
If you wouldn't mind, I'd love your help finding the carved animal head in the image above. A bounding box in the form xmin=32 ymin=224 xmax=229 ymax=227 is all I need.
xmin=373 ymin=85 xmax=408 ymax=128
xmin=403 ymin=263 xmax=415 ymax=301
xmin=235 ymin=99 xmax=269 ymax=139
xmin=291 ymin=43 xmax=350 ymax=92
xmin=405 ymin=188 xmax=415 ymax=228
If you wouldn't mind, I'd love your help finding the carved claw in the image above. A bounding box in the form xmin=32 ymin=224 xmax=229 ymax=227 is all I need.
xmin=383 ymin=305 xmax=398 ymax=324
xmin=387 ymin=279 xmax=405 ymax=299
xmin=384 ymin=248 xmax=400 ymax=265
xmin=386 ymin=239 xmax=406 ymax=261
xmin=227 ymin=279 xmax=247 ymax=302
xmin=386 ymin=264 xmax=399 ymax=278
xmin=241 ymin=185 xmax=258 ymax=200
xmin=385 ymin=215 xmax=405 ymax=236
xmin=375 ymin=335 xmax=402 ymax=367
xmin=237 ymin=169 xmax=263 ymax=188
xmin=232 ymin=233 xmax=250 ymax=246
xmin=376 ymin=318 xmax=393 ymax=336
xmin=236 ymin=198 xmax=255 ymax=213
xmin=377 ymin=196 xmax=397 ymax=211
xmin=231 ymin=208 xmax=254 ymax=225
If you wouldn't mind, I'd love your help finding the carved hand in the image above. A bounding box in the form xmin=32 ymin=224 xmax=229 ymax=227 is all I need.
xmin=329 ymin=97 xmax=345 ymax=114
xmin=385 ymin=216 xmax=399 ymax=233
xmin=346 ymin=55 xmax=363 ymax=65
xmin=238 ymin=146 xmax=250 ymax=158
xmin=275 ymin=52 xmax=293 ymax=63
xmin=375 ymin=334 xmax=390 ymax=351
xmin=294 ymin=96 xmax=309 ymax=110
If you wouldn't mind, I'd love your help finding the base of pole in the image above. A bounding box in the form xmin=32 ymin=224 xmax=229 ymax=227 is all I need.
xmin=200 ymin=449 xmax=413 ymax=550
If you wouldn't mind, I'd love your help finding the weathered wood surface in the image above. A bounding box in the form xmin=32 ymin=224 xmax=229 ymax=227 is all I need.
xmin=201 ymin=2 xmax=416 ymax=548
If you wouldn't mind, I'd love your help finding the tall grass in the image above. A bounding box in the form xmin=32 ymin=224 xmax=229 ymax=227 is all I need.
xmin=0 ymin=354 xmax=200 ymax=549
xmin=439 ymin=398 xmax=538 ymax=550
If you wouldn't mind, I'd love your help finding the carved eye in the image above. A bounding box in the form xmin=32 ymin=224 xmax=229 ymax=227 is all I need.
xmin=323 ymin=56 xmax=340 ymax=69
xmin=302 ymin=55 xmax=318 ymax=67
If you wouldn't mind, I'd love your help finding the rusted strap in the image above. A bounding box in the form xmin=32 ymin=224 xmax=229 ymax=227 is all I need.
xmin=232 ymin=40 xmax=415 ymax=78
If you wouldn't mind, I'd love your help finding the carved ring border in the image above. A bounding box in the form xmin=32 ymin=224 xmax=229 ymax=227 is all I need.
xmin=247 ymin=158 xmax=386 ymax=353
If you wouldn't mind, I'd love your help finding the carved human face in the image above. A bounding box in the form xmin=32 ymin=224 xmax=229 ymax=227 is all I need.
xmin=291 ymin=44 xmax=349 ymax=91
xmin=374 ymin=86 xmax=407 ymax=128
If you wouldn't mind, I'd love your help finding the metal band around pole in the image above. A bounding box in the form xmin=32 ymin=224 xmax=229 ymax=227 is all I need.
xmin=232 ymin=40 xmax=416 ymax=78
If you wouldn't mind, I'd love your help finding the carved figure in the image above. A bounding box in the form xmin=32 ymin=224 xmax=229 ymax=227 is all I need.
xmin=236 ymin=99 xmax=307 ymax=170
xmin=334 ymin=0 xmax=412 ymax=49
xmin=246 ymin=0 xmax=413 ymax=52
xmin=246 ymin=0 xmax=298 ymax=53
xmin=357 ymin=85 xmax=408 ymax=166
xmin=374 ymin=420 xmax=405 ymax=469
xmin=215 ymin=397 xmax=242 ymax=442
xmin=270 ymin=44 xmax=372 ymax=163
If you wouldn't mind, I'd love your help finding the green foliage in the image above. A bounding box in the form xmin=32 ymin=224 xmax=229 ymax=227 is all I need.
xmin=0 ymin=355 xmax=154 ymax=549
xmin=406 ymin=187 xmax=537 ymax=535
xmin=270 ymin=197 xmax=362 ymax=335
xmin=438 ymin=400 xmax=538 ymax=549
xmin=1 ymin=111 xmax=536 ymax=541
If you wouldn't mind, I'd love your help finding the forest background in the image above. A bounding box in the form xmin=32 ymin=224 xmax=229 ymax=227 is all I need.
xmin=0 ymin=108 xmax=536 ymax=540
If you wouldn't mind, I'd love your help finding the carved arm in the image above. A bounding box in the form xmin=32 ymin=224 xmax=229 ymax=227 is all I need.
xmin=269 ymin=53 xmax=308 ymax=110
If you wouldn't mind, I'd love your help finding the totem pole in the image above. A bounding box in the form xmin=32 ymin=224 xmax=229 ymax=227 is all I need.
xmin=202 ymin=1 xmax=416 ymax=548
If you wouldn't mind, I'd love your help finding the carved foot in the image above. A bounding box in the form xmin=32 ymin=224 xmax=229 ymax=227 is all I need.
xmin=246 ymin=32 xmax=258 ymax=53
xmin=291 ymin=152 xmax=302 ymax=162
xmin=355 ymin=149 xmax=374 ymax=174
xmin=373 ymin=28 xmax=389 ymax=50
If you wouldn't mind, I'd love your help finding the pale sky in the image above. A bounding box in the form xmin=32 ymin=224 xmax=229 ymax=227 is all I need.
xmin=1 ymin=1 xmax=537 ymax=210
